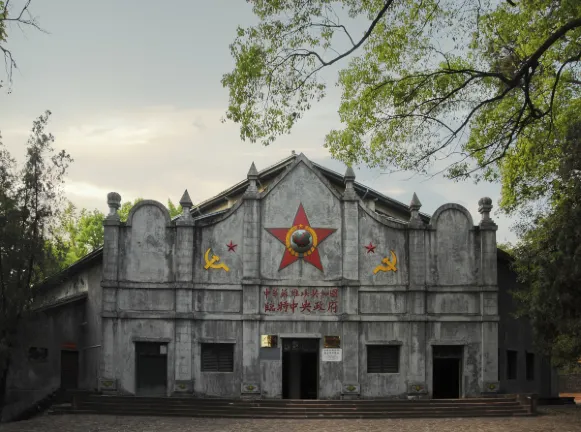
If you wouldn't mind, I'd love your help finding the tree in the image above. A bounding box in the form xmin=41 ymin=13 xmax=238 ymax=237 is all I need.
xmin=222 ymin=0 xmax=581 ymax=213
xmin=51 ymin=198 xmax=183 ymax=268
xmin=511 ymin=122 xmax=581 ymax=367
xmin=50 ymin=202 xmax=104 ymax=268
xmin=1 ymin=1 xmax=44 ymax=91
xmin=0 ymin=111 xmax=72 ymax=413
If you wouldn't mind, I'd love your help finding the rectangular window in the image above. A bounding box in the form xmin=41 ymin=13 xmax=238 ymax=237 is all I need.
xmin=367 ymin=345 xmax=400 ymax=373
xmin=507 ymin=350 xmax=518 ymax=380
xmin=201 ymin=343 xmax=234 ymax=372
xmin=28 ymin=347 xmax=48 ymax=362
xmin=526 ymin=352 xmax=535 ymax=381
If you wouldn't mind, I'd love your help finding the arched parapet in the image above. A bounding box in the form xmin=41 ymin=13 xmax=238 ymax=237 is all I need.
xmin=121 ymin=200 xmax=173 ymax=282
xmin=430 ymin=203 xmax=475 ymax=230
xmin=125 ymin=200 xmax=172 ymax=227
xmin=428 ymin=203 xmax=477 ymax=286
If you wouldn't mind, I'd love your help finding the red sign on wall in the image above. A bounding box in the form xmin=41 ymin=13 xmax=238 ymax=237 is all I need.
xmin=262 ymin=287 xmax=340 ymax=315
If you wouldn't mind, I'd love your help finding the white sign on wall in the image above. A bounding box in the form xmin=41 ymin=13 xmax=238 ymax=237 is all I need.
xmin=322 ymin=348 xmax=342 ymax=362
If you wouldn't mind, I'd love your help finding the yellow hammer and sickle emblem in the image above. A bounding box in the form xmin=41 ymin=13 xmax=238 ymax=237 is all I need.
xmin=204 ymin=248 xmax=230 ymax=272
xmin=373 ymin=250 xmax=398 ymax=274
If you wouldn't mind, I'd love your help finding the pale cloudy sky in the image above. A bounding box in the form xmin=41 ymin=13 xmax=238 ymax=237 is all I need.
xmin=1 ymin=0 xmax=516 ymax=243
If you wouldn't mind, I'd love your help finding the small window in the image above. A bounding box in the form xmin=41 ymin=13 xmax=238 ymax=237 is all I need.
xmin=201 ymin=343 xmax=234 ymax=372
xmin=507 ymin=350 xmax=518 ymax=380
xmin=28 ymin=347 xmax=48 ymax=362
xmin=526 ymin=352 xmax=535 ymax=381
xmin=367 ymin=345 xmax=400 ymax=373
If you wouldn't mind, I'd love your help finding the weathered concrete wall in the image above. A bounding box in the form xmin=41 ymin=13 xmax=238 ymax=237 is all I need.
xmin=498 ymin=258 xmax=558 ymax=396
xmin=192 ymin=320 xmax=242 ymax=397
xmin=4 ymin=262 xmax=102 ymax=421
xmin=194 ymin=205 xmax=244 ymax=285
xmin=99 ymin=154 xmax=503 ymax=400
xmin=121 ymin=201 xmax=174 ymax=282
xmin=261 ymin=162 xmax=343 ymax=281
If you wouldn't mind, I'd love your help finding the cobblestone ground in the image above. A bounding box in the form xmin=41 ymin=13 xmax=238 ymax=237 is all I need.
xmin=3 ymin=406 xmax=581 ymax=432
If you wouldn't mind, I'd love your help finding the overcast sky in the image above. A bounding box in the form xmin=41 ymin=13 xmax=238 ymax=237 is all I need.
xmin=1 ymin=0 xmax=516 ymax=243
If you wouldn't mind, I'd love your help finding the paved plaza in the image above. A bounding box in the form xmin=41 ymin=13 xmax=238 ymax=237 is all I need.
xmin=3 ymin=407 xmax=581 ymax=432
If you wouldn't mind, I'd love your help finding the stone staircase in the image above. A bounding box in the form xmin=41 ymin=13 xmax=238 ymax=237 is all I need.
xmin=49 ymin=395 xmax=533 ymax=419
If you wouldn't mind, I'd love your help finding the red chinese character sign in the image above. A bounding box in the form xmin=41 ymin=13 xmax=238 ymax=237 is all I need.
xmin=263 ymin=287 xmax=340 ymax=315
xmin=265 ymin=203 xmax=336 ymax=271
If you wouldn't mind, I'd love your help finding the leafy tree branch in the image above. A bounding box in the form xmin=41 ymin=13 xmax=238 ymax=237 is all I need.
xmin=222 ymin=0 xmax=581 ymax=213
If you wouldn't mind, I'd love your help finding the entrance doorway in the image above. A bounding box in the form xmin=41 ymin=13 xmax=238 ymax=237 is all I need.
xmin=432 ymin=345 xmax=463 ymax=399
xmin=282 ymin=338 xmax=319 ymax=399
xmin=135 ymin=342 xmax=167 ymax=396
xmin=60 ymin=350 xmax=79 ymax=390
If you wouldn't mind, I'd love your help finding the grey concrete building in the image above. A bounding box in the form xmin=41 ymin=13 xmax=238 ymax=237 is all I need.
xmin=4 ymin=153 xmax=558 ymax=420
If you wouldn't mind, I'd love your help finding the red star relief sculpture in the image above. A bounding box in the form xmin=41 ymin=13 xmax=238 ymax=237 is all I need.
xmin=226 ymin=241 xmax=237 ymax=252
xmin=265 ymin=203 xmax=336 ymax=271
xmin=364 ymin=242 xmax=377 ymax=254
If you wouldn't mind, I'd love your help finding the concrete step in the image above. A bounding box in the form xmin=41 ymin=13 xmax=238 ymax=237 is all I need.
xmin=67 ymin=395 xmax=530 ymax=419
xmin=58 ymin=407 xmax=530 ymax=419
xmin=86 ymin=396 xmax=515 ymax=404
xmin=80 ymin=401 xmax=524 ymax=411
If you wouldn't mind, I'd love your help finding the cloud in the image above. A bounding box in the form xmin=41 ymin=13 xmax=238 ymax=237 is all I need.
xmin=3 ymin=103 xmax=517 ymax=243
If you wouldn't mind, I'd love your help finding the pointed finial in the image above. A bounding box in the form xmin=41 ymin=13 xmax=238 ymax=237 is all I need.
xmin=179 ymin=189 xmax=193 ymax=220
xmin=106 ymin=192 xmax=121 ymax=220
xmin=246 ymin=161 xmax=259 ymax=194
xmin=410 ymin=192 xmax=422 ymax=210
xmin=248 ymin=161 xmax=258 ymax=178
xmin=179 ymin=189 xmax=193 ymax=207
xmin=409 ymin=192 xmax=423 ymax=226
xmin=343 ymin=165 xmax=357 ymax=200
xmin=344 ymin=165 xmax=355 ymax=182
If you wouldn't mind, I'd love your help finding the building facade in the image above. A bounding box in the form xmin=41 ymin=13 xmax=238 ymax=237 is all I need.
xmin=99 ymin=154 xmax=499 ymax=399
xmin=4 ymin=153 xmax=558 ymax=419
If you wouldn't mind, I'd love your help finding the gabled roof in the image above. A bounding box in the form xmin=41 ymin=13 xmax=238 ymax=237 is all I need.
xmin=190 ymin=152 xmax=430 ymax=222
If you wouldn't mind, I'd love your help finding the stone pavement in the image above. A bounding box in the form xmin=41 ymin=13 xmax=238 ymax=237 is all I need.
xmin=3 ymin=407 xmax=581 ymax=432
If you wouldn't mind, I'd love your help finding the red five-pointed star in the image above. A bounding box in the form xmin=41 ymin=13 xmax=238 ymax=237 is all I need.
xmin=364 ymin=242 xmax=377 ymax=254
xmin=226 ymin=241 xmax=237 ymax=252
xmin=265 ymin=203 xmax=336 ymax=271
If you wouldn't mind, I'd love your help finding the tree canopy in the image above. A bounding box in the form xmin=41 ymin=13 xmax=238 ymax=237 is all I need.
xmin=511 ymin=122 xmax=581 ymax=367
xmin=223 ymin=0 xmax=581 ymax=366
xmin=222 ymin=0 xmax=581 ymax=213
xmin=0 ymin=111 xmax=71 ymax=410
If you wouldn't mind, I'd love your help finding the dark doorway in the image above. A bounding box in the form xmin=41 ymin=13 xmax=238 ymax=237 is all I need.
xmin=135 ymin=342 xmax=167 ymax=396
xmin=60 ymin=350 xmax=79 ymax=390
xmin=432 ymin=345 xmax=463 ymax=399
xmin=282 ymin=338 xmax=319 ymax=399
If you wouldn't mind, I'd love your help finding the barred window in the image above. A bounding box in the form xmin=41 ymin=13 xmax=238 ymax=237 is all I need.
xmin=367 ymin=345 xmax=400 ymax=373
xmin=201 ymin=343 xmax=234 ymax=372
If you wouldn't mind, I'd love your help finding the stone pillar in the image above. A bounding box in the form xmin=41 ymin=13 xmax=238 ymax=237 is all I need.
xmin=341 ymin=166 xmax=360 ymax=398
xmin=100 ymin=192 xmax=121 ymax=392
xmin=174 ymin=190 xmax=195 ymax=394
xmin=241 ymin=162 xmax=261 ymax=396
xmin=406 ymin=193 xmax=428 ymax=398
xmin=478 ymin=197 xmax=500 ymax=394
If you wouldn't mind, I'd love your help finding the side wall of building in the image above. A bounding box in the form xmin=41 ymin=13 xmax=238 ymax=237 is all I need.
xmin=497 ymin=258 xmax=559 ymax=397
xmin=3 ymin=263 xmax=102 ymax=421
